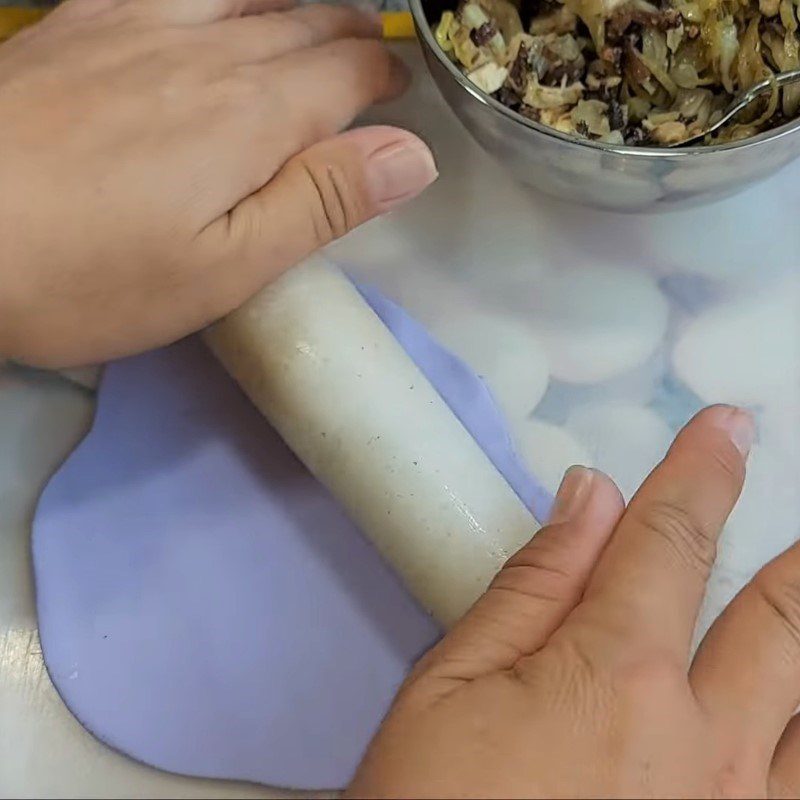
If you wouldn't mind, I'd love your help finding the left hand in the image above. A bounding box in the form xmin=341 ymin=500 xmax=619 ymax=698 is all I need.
xmin=0 ymin=0 xmax=436 ymax=368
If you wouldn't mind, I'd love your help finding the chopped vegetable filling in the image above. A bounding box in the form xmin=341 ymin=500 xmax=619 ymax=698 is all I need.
xmin=435 ymin=0 xmax=800 ymax=145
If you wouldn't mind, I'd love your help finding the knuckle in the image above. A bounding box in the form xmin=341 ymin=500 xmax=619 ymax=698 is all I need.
xmin=542 ymin=635 xmax=599 ymax=681
xmin=55 ymin=0 xmax=99 ymax=17
xmin=707 ymin=438 xmax=746 ymax=484
xmin=522 ymin=635 xmax=616 ymax=719
xmin=632 ymin=499 xmax=717 ymax=576
xmin=336 ymin=36 xmax=393 ymax=75
xmin=494 ymin=531 xmax=579 ymax=605
xmin=332 ymin=34 xmax=381 ymax=56
xmin=713 ymin=760 xmax=758 ymax=800
xmin=115 ymin=0 xmax=158 ymax=26
xmin=366 ymin=40 xmax=398 ymax=86
xmin=212 ymin=72 xmax=260 ymax=110
xmin=319 ymin=3 xmax=364 ymax=27
xmin=751 ymin=569 xmax=800 ymax=659
xmin=612 ymin=650 xmax=684 ymax=706
xmin=312 ymin=38 xmax=401 ymax=105
xmin=296 ymin=156 xmax=367 ymax=245
xmin=151 ymin=55 xmax=209 ymax=103
xmin=56 ymin=0 xmax=88 ymax=14
xmin=296 ymin=16 xmax=322 ymax=45
xmin=616 ymin=651 xmax=679 ymax=689
xmin=278 ymin=15 xmax=319 ymax=49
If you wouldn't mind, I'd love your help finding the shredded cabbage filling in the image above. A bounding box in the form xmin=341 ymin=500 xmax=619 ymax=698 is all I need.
xmin=434 ymin=0 xmax=800 ymax=145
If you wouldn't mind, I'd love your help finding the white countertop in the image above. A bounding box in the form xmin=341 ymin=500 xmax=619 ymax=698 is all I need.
xmin=2 ymin=41 xmax=798 ymax=797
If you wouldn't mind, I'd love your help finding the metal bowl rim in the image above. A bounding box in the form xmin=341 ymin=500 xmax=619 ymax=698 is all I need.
xmin=409 ymin=0 xmax=800 ymax=159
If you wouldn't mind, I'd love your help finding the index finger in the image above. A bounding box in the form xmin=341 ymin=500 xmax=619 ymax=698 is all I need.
xmin=252 ymin=37 xmax=409 ymax=145
xmin=194 ymin=6 xmax=383 ymax=66
xmin=198 ymin=38 xmax=408 ymax=219
xmin=577 ymin=405 xmax=753 ymax=659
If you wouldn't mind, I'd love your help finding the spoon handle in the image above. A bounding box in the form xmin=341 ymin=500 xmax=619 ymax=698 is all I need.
xmin=671 ymin=68 xmax=800 ymax=148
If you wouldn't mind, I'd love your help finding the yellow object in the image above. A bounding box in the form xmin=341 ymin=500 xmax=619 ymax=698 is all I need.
xmin=382 ymin=11 xmax=415 ymax=39
xmin=0 ymin=5 xmax=414 ymax=42
xmin=0 ymin=6 xmax=47 ymax=42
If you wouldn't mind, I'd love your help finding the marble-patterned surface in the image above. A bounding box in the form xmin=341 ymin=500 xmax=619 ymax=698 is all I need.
xmin=332 ymin=44 xmax=800 ymax=647
xmin=0 ymin=365 xmax=330 ymax=798
xmin=1 ymin=39 xmax=798 ymax=796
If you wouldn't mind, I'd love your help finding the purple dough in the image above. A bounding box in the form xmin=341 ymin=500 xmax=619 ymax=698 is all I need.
xmin=356 ymin=282 xmax=553 ymax=522
xmin=32 ymin=283 xmax=551 ymax=790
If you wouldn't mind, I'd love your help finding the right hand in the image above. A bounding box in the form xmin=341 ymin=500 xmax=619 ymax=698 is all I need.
xmin=349 ymin=406 xmax=800 ymax=799
xmin=0 ymin=0 xmax=437 ymax=368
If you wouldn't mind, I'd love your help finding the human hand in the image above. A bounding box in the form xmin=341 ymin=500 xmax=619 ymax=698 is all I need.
xmin=0 ymin=0 xmax=436 ymax=368
xmin=349 ymin=405 xmax=800 ymax=799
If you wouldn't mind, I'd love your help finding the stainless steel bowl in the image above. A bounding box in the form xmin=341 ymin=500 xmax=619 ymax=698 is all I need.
xmin=409 ymin=0 xmax=800 ymax=212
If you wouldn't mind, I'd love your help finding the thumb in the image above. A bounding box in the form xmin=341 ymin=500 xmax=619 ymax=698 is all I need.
xmin=411 ymin=468 xmax=625 ymax=692
xmin=205 ymin=125 xmax=437 ymax=300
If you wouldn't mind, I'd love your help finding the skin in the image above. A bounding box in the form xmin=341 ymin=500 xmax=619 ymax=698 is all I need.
xmin=0 ymin=0 xmax=438 ymax=368
xmin=349 ymin=406 xmax=800 ymax=799
xmin=2 ymin=5 xmax=799 ymax=799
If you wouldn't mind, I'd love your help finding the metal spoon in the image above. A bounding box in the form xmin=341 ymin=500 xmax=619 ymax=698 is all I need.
xmin=669 ymin=67 xmax=800 ymax=148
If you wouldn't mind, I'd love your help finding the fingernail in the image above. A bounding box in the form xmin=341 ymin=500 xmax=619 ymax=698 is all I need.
xmin=367 ymin=139 xmax=438 ymax=212
xmin=549 ymin=466 xmax=594 ymax=524
xmin=715 ymin=406 xmax=756 ymax=457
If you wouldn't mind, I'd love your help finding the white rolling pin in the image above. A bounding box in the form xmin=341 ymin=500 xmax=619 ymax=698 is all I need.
xmin=204 ymin=255 xmax=539 ymax=628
